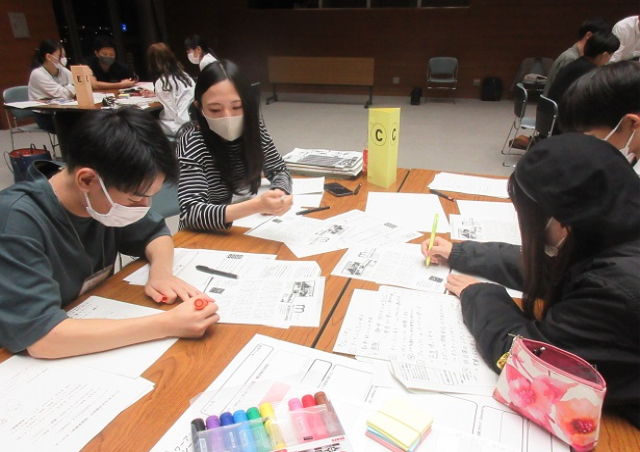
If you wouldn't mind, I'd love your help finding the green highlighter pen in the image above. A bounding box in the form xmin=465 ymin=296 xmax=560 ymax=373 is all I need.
xmin=246 ymin=407 xmax=272 ymax=452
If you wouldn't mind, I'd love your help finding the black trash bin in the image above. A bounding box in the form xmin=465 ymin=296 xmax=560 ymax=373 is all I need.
xmin=481 ymin=77 xmax=503 ymax=101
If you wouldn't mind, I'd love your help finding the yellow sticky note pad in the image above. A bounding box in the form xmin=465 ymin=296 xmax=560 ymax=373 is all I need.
xmin=366 ymin=397 xmax=433 ymax=450
xmin=368 ymin=108 xmax=400 ymax=188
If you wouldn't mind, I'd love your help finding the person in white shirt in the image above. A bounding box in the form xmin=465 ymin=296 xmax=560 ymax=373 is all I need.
xmin=610 ymin=15 xmax=640 ymax=62
xmin=28 ymin=39 xmax=76 ymax=133
xmin=146 ymin=43 xmax=195 ymax=137
xmin=184 ymin=35 xmax=218 ymax=71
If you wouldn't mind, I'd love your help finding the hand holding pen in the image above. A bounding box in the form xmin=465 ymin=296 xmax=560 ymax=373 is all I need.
xmin=421 ymin=235 xmax=453 ymax=266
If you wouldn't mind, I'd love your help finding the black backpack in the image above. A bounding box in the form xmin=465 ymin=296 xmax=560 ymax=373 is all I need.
xmin=410 ymin=87 xmax=422 ymax=105
xmin=481 ymin=77 xmax=503 ymax=101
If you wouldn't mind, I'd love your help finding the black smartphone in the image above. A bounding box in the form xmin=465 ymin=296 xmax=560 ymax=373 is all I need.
xmin=324 ymin=182 xmax=354 ymax=197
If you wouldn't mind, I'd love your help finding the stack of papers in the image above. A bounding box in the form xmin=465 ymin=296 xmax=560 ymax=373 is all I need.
xmin=333 ymin=286 xmax=499 ymax=396
xmin=283 ymin=148 xmax=363 ymax=178
xmin=366 ymin=397 xmax=433 ymax=452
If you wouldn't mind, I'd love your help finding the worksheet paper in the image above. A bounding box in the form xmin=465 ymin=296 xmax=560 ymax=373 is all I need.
xmin=365 ymin=192 xmax=450 ymax=233
xmin=64 ymin=296 xmax=178 ymax=378
xmin=285 ymin=210 xmax=422 ymax=258
xmin=246 ymin=215 xmax=350 ymax=259
xmin=330 ymin=209 xmax=423 ymax=247
xmin=449 ymin=215 xmax=522 ymax=245
xmin=331 ymin=243 xmax=449 ymax=293
xmin=428 ymin=173 xmax=509 ymax=198
xmin=202 ymin=276 xmax=325 ymax=327
xmin=333 ymin=287 xmax=498 ymax=396
xmin=125 ymin=248 xmax=277 ymax=287
xmin=0 ymin=355 xmax=154 ymax=452
xmin=457 ymin=200 xmax=517 ymax=220
xmin=150 ymin=334 xmax=568 ymax=452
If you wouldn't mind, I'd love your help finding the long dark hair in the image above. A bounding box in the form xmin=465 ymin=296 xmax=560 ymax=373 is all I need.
xmin=508 ymin=175 xmax=574 ymax=319
xmin=191 ymin=60 xmax=263 ymax=194
xmin=184 ymin=34 xmax=217 ymax=59
xmin=32 ymin=39 xmax=63 ymax=69
xmin=147 ymin=43 xmax=193 ymax=92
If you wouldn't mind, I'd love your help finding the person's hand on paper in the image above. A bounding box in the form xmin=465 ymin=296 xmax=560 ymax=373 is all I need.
xmin=164 ymin=295 xmax=220 ymax=338
xmin=140 ymin=88 xmax=155 ymax=98
xmin=421 ymin=236 xmax=453 ymax=265
xmin=120 ymin=78 xmax=137 ymax=88
xmin=445 ymin=273 xmax=480 ymax=298
xmin=145 ymin=274 xmax=214 ymax=305
xmin=257 ymin=189 xmax=293 ymax=216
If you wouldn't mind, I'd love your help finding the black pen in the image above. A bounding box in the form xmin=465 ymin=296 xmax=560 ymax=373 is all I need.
xmin=296 ymin=206 xmax=331 ymax=215
xmin=430 ymin=189 xmax=456 ymax=202
xmin=195 ymin=265 xmax=238 ymax=279
xmin=353 ymin=183 xmax=362 ymax=195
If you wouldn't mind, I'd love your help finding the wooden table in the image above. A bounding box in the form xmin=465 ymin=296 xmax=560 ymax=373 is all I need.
xmin=0 ymin=168 xmax=636 ymax=452
xmin=4 ymin=89 xmax=162 ymax=157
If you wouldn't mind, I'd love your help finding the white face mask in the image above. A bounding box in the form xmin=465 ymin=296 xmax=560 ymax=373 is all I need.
xmin=544 ymin=218 xmax=566 ymax=257
xmin=85 ymin=175 xmax=151 ymax=227
xmin=51 ymin=55 xmax=67 ymax=70
xmin=603 ymin=117 xmax=637 ymax=163
xmin=187 ymin=52 xmax=200 ymax=65
xmin=202 ymin=112 xmax=244 ymax=141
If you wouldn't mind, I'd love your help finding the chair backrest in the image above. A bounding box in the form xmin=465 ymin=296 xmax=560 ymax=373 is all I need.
xmin=513 ymin=83 xmax=529 ymax=118
xmin=3 ymin=85 xmax=34 ymax=121
xmin=428 ymin=57 xmax=458 ymax=77
xmin=535 ymin=95 xmax=558 ymax=137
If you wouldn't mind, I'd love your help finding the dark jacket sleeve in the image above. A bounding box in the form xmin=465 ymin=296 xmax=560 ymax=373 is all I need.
xmin=449 ymin=241 xmax=524 ymax=290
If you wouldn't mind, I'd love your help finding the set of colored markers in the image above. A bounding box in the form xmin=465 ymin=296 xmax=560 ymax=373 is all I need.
xmin=191 ymin=391 xmax=354 ymax=452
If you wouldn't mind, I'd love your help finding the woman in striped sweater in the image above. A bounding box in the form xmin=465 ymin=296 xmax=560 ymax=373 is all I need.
xmin=176 ymin=60 xmax=293 ymax=231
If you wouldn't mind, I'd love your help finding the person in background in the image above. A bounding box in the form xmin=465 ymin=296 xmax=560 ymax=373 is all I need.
xmin=543 ymin=17 xmax=610 ymax=96
xmin=423 ymin=133 xmax=640 ymax=428
xmin=546 ymin=32 xmax=620 ymax=134
xmin=85 ymin=35 xmax=137 ymax=90
xmin=145 ymin=43 xmax=195 ymax=137
xmin=184 ymin=34 xmax=218 ymax=71
xmin=28 ymin=39 xmax=75 ymax=133
xmin=610 ymin=15 xmax=640 ymax=62
xmin=559 ymin=61 xmax=640 ymax=173
xmin=0 ymin=108 xmax=218 ymax=359
xmin=176 ymin=60 xmax=293 ymax=231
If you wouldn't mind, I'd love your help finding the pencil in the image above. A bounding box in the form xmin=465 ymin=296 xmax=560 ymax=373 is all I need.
xmin=430 ymin=189 xmax=455 ymax=202
xmin=425 ymin=213 xmax=439 ymax=267
xmin=296 ymin=206 xmax=330 ymax=215
xmin=195 ymin=265 xmax=238 ymax=279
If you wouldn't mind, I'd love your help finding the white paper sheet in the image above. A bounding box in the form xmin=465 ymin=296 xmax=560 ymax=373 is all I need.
xmin=450 ymin=215 xmax=522 ymax=245
xmin=457 ymin=200 xmax=517 ymax=220
xmin=365 ymin=192 xmax=450 ymax=233
xmin=63 ymin=296 xmax=178 ymax=378
xmin=429 ymin=173 xmax=509 ymax=198
xmin=0 ymin=356 xmax=154 ymax=452
xmin=331 ymin=244 xmax=449 ymax=293
xmin=150 ymin=334 xmax=568 ymax=452
xmin=334 ymin=287 xmax=498 ymax=396
xmin=3 ymin=100 xmax=44 ymax=108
